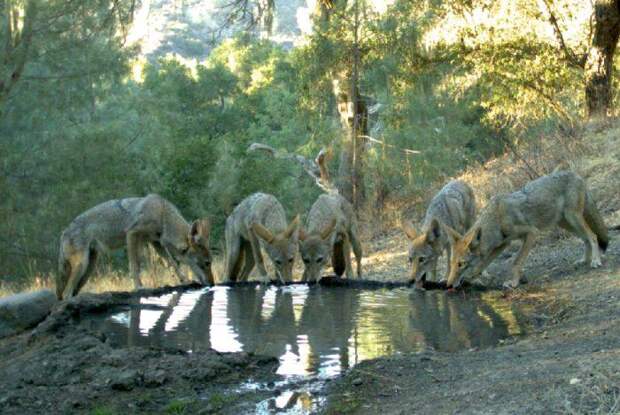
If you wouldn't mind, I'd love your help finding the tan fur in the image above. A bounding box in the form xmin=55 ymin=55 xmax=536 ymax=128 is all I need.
xmin=56 ymin=194 xmax=213 ymax=300
xmin=298 ymin=194 xmax=362 ymax=282
xmin=403 ymin=180 xmax=476 ymax=286
xmin=447 ymin=170 xmax=609 ymax=289
xmin=224 ymin=193 xmax=300 ymax=283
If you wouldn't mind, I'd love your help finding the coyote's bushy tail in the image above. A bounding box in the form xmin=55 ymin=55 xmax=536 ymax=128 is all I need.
xmin=57 ymin=233 xmax=71 ymax=300
xmin=332 ymin=240 xmax=346 ymax=276
xmin=584 ymin=191 xmax=609 ymax=253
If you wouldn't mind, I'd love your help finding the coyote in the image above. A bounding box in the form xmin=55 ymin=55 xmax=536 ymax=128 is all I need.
xmin=224 ymin=193 xmax=300 ymax=283
xmin=402 ymin=180 xmax=476 ymax=287
xmin=446 ymin=170 xmax=609 ymax=289
xmin=298 ymin=194 xmax=362 ymax=282
xmin=57 ymin=194 xmax=213 ymax=300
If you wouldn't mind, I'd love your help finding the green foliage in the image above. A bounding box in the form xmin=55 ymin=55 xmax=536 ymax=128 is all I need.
xmin=0 ymin=0 xmax=601 ymax=283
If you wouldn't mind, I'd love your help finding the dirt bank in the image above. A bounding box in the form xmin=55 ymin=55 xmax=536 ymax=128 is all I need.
xmin=323 ymin=229 xmax=620 ymax=414
xmin=0 ymin=287 xmax=281 ymax=415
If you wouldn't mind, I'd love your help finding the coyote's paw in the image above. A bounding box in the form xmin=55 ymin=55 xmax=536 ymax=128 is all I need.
xmin=590 ymin=258 xmax=602 ymax=268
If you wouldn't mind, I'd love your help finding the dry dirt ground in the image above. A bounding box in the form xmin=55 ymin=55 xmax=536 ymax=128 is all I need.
xmin=323 ymin=229 xmax=620 ymax=415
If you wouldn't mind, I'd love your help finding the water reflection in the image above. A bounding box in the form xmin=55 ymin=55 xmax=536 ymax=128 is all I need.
xmin=90 ymin=286 xmax=524 ymax=377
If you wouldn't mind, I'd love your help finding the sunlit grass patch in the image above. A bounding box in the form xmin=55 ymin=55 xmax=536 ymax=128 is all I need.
xmin=0 ymin=256 xmax=227 ymax=299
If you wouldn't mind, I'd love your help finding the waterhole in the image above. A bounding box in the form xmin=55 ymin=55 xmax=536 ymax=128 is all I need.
xmin=83 ymin=285 xmax=526 ymax=413
xmin=85 ymin=285 xmax=525 ymax=375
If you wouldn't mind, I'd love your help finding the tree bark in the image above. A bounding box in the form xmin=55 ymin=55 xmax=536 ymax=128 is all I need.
xmin=0 ymin=0 xmax=37 ymax=114
xmin=333 ymin=75 xmax=368 ymax=208
xmin=584 ymin=0 xmax=620 ymax=118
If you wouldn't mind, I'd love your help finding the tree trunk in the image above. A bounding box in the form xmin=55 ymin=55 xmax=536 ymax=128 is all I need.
xmin=333 ymin=75 xmax=367 ymax=208
xmin=585 ymin=0 xmax=620 ymax=118
xmin=0 ymin=0 xmax=37 ymax=115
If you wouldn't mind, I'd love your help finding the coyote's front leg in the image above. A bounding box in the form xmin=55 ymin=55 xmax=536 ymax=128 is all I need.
xmin=248 ymin=231 xmax=270 ymax=283
xmin=151 ymin=241 xmax=189 ymax=283
xmin=127 ymin=231 xmax=144 ymax=289
xmin=505 ymin=232 xmax=536 ymax=289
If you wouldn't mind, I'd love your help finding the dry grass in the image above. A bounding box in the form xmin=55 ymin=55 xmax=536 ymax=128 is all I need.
xmin=562 ymin=369 xmax=620 ymax=415
xmin=460 ymin=119 xmax=620 ymax=218
xmin=390 ymin=119 xmax=620 ymax=237
xmin=0 ymin=255 xmax=227 ymax=299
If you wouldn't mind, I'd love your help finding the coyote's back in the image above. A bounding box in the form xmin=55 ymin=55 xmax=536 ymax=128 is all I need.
xmin=447 ymin=170 xmax=609 ymax=289
xmin=224 ymin=193 xmax=300 ymax=283
xmin=57 ymin=194 xmax=212 ymax=299
xmin=299 ymin=193 xmax=362 ymax=281
xmin=403 ymin=180 xmax=476 ymax=285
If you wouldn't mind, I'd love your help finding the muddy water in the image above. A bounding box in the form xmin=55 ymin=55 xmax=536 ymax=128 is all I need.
xmin=84 ymin=285 xmax=525 ymax=379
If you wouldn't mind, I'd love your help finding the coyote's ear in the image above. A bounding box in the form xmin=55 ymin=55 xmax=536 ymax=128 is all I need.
xmin=252 ymin=223 xmax=275 ymax=244
xmin=402 ymin=220 xmax=417 ymax=240
xmin=190 ymin=218 xmax=210 ymax=243
xmin=440 ymin=222 xmax=462 ymax=242
xmin=320 ymin=218 xmax=337 ymax=240
xmin=200 ymin=218 xmax=211 ymax=238
xmin=462 ymin=226 xmax=481 ymax=248
xmin=189 ymin=220 xmax=200 ymax=244
xmin=284 ymin=215 xmax=301 ymax=239
xmin=299 ymin=227 xmax=307 ymax=241
xmin=427 ymin=218 xmax=443 ymax=242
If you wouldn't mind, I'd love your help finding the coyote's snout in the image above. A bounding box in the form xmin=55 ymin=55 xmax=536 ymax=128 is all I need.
xmin=403 ymin=180 xmax=476 ymax=287
xmin=56 ymin=194 xmax=213 ymax=300
xmin=224 ymin=193 xmax=300 ymax=283
xmin=298 ymin=194 xmax=362 ymax=282
xmin=447 ymin=170 xmax=609 ymax=289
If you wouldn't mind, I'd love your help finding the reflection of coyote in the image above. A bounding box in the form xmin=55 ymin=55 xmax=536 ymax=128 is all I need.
xmin=402 ymin=180 xmax=476 ymax=287
xmin=57 ymin=194 xmax=213 ymax=300
xmin=224 ymin=193 xmax=300 ymax=283
xmin=447 ymin=170 xmax=609 ymax=289
xmin=298 ymin=194 xmax=362 ymax=282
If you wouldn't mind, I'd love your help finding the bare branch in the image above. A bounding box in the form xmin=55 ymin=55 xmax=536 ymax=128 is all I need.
xmin=247 ymin=143 xmax=339 ymax=194
xmin=539 ymin=0 xmax=586 ymax=68
xmin=358 ymin=135 xmax=421 ymax=154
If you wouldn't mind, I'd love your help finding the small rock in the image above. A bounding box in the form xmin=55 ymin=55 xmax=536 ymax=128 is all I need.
xmin=144 ymin=369 xmax=167 ymax=387
xmin=569 ymin=378 xmax=581 ymax=385
xmin=110 ymin=370 xmax=139 ymax=391
xmin=352 ymin=378 xmax=363 ymax=386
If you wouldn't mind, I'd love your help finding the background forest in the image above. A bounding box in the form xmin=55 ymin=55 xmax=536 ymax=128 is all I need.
xmin=1 ymin=0 xmax=617 ymax=285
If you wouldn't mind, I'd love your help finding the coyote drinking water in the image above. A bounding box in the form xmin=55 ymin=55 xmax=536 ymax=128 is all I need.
xmin=298 ymin=193 xmax=362 ymax=282
xmin=224 ymin=193 xmax=300 ymax=283
xmin=402 ymin=180 xmax=476 ymax=287
xmin=446 ymin=170 xmax=609 ymax=289
xmin=57 ymin=194 xmax=213 ymax=300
